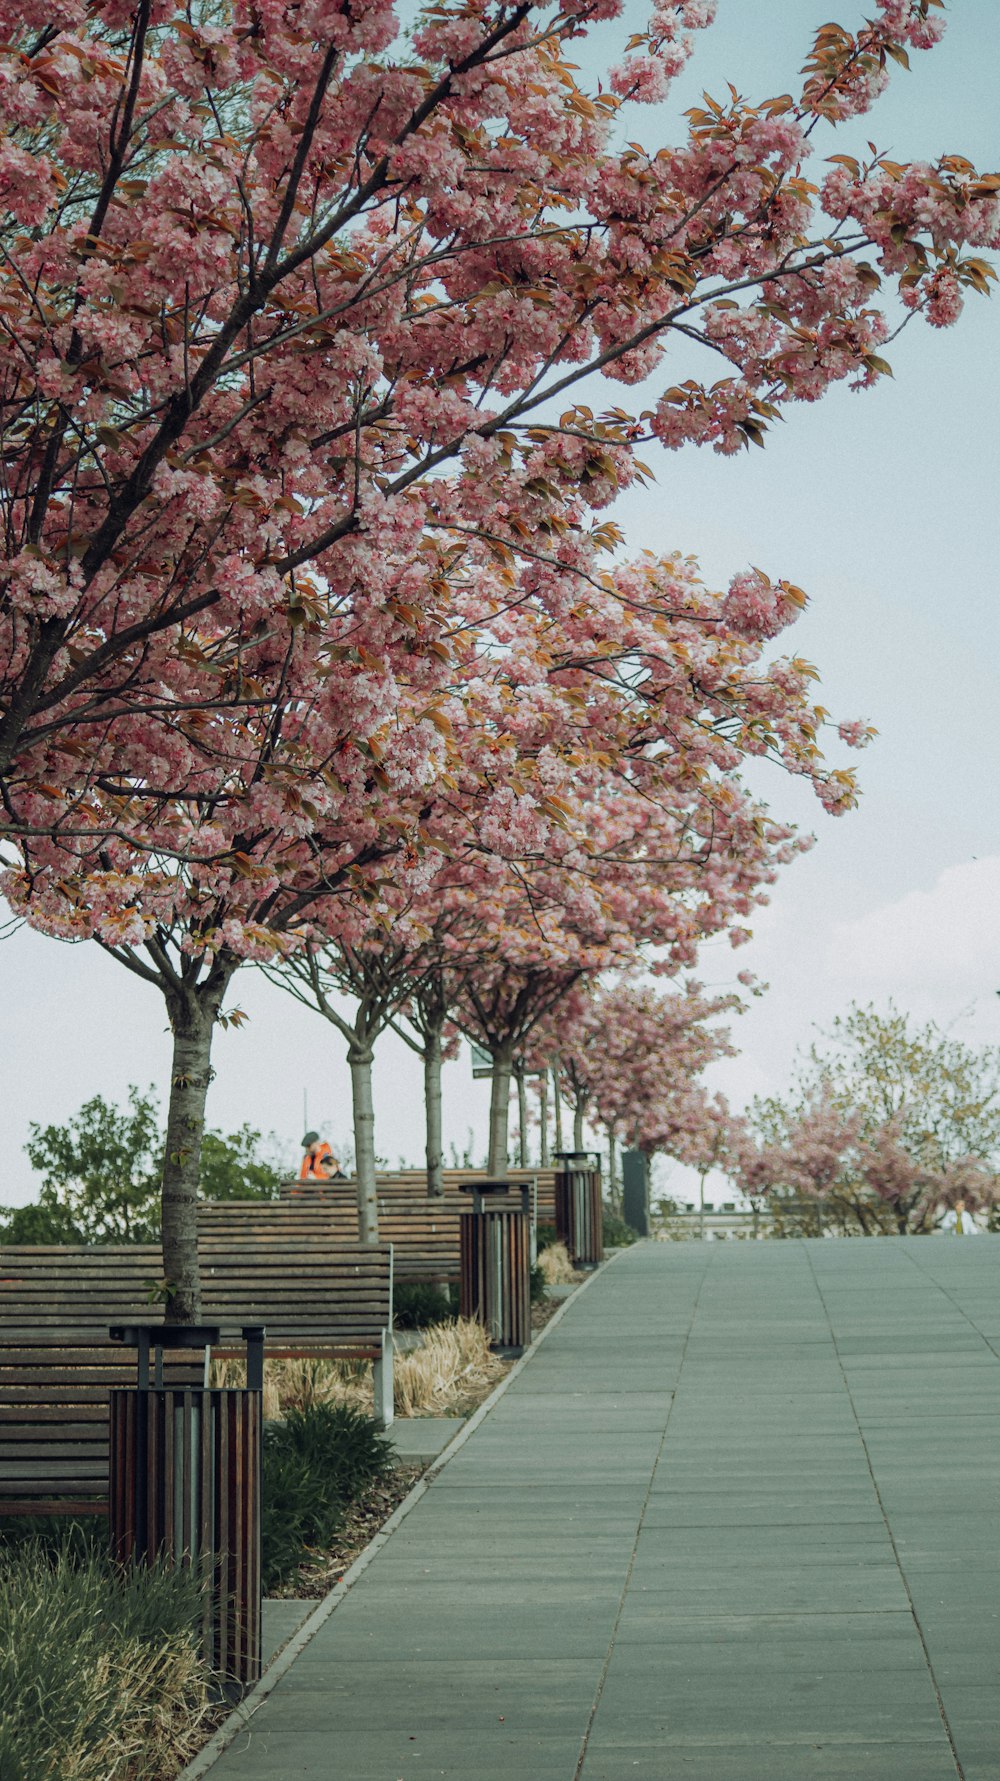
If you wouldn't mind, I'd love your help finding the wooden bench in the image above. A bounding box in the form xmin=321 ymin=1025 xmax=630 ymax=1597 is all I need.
xmin=0 ymin=1214 xmax=393 ymax=1516
xmin=196 ymin=1205 xmax=393 ymax=1421
xmin=281 ymin=1170 xmax=558 ymax=1281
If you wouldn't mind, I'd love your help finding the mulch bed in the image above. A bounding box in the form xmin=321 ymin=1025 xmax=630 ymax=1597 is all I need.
xmin=271 ymin=1464 xmax=424 ymax=1601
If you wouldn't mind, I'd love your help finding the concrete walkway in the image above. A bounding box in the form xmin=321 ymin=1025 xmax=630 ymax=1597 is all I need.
xmin=206 ymin=1238 xmax=999 ymax=1780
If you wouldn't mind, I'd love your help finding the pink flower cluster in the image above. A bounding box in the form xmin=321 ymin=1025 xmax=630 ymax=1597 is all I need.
xmin=722 ymin=571 xmax=803 ymax=642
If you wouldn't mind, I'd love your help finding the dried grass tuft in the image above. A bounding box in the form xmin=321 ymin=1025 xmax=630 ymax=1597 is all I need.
xmin=216 ymin=1319 xmax=508 ymax=1421
xmin=537 ymin=1241 xmax=577 ymax=1284
xmin=394 ymin=1319 xmax=508 ymax=1416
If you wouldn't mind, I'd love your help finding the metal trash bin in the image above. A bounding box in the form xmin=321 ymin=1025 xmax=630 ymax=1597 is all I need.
xmin=458 ymin=1181 xmax=531 ymax=1356
xmin=108 ymin=1323 xmax=263 ymax=1695
xmin=553 ymin=1150 xmax=604 ymax=1268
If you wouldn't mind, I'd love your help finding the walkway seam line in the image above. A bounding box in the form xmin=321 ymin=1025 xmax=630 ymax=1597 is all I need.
xmin=178 ymin=1246 xmax=632 ymax=1781
xmin=572 ymin=1242 xmax=714 ymax=1781
xmin=896 ymin=1236 xmax=1000 ymax=1363
xmin=802 ymin=1240 xmax=966 ymax=1781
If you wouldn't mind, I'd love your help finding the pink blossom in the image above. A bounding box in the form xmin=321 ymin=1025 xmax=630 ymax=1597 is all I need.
xmin=722 ymin=571 xmax=804 ymax=641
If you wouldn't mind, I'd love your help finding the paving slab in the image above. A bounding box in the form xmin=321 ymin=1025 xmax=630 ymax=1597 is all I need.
xmin=198 ymin=1236 xmax=1000 ymax=1781
xmin=387 ymin=1416 xmax=465 ymax=1465
xmin=260 ymin=1599 xmax=313 ymax=1669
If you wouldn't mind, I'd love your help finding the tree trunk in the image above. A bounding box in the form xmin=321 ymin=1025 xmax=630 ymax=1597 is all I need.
xmin=552 ymin=1059 xmax=563 ymax=1153
xmin=349 ymin=1044 xmax=379 ymax=1242
xmin=516 ymin=1065 xmax=528 ymax=1168
xmin=608 ymin=1131 xmax=618 ymax=1207
xmin=573 ymin=1101 xmax=585 ymax=1151
xmin=161 ymin=967 xmax=235 ymax=1324
xmin=487 ymin=1051 xmax=513 ymax=1176
xmin=539 ymin=1071 xmax=550 ymax=1167
xmin=424 ymin=1021 xmax=444 ymax=1199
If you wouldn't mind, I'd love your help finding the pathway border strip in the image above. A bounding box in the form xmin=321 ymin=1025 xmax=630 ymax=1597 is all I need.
xmin=179 ymin=1246 xmax=632 ymax=1781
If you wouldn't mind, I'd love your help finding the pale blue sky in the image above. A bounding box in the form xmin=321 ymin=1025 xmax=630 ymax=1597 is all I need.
xmin=2 ymin=2 xmax=998 ymax=1204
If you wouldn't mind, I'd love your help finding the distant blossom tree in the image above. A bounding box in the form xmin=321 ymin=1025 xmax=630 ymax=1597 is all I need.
xmin=729 ymin=1004 xmax=1000 ymax=1234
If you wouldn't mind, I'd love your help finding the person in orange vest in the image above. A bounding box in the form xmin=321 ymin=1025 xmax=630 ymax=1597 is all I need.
xmin=299 ymin=1131 xmax=341 ymax=1181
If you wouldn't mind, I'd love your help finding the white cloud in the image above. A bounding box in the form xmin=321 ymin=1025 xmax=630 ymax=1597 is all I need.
xmin=827 ymin=856 xmax=1000 ymax=1038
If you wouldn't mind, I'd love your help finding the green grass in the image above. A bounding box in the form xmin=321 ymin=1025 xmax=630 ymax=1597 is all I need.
xmin=0 ymin=1536 xmax=214 ymax=1781
xmin=602 ymin=1207 xmax=639 ymax=1248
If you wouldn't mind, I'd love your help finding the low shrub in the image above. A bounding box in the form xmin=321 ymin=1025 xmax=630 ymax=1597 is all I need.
xmin=529 ymin=1263 xmax=546 ymax=1305
xmin=262 ymin=1403 xmax=392 ymax=1590
xmin=0 ymin=1515 xmax=106 ymax=1559
xmin=602 ymin=1208 xmax=639 ymax=1248
xmin=0 ymin=1538 xmax=214 ymax=1781
xmin=535 ymin=1222 xmax=558 ymax=1253
xmin=393 ymin=1319 xmax=507 ymax=1417
xmin=393 ymin=1281 xmax=456 ymax=1329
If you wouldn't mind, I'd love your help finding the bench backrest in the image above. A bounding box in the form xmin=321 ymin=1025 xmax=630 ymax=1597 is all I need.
xmin=0 ymin=1212 xmax=392 ymax=1511
xmin=0 ymin=1333 xmax=203 ymax=1512
xmin=283 ymin=1169 xmax=558 ymax=1222
xmin=279 ymin=1172 xmax=558 ymax=1278
xmin=0 ymin=1215 xmax=391 ymax=1338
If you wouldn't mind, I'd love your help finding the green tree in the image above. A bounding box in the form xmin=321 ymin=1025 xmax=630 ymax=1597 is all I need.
xmin=19 ymin=1086 xmax=163 ymax=1243
xmin=0 ymin=1197 xmax=85 ymax=1245
xmin=811 ymin=1003 xmax=1000 ymax=1168
xmin=198 ymin=1126 xmax=285 ymax=1202
xmin=2 ymin=1091 xmax=289 ymax=1245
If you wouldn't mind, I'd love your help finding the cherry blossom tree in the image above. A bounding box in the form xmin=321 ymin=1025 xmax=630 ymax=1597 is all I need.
xmin=1 ymin=0 xmax=996 ymax=843
xmin=264 ymin=920 xmax=454 ymax=1239
xmin=729 ymin=1004 xmax=1000 ymax=1234
xmin=3 ymin=0 xmax=995 ymax=1309
xmin=2 ymin=502 xmax=876 ymax=1309
xmin=1 ymin=663 xmax=449 ymax=1315
xmin=540 ymin=978 xmax=739 ymax=1160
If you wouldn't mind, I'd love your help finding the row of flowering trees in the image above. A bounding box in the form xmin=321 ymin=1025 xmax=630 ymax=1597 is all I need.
xmin=1 ymin=0 xmax=996 ymax=1312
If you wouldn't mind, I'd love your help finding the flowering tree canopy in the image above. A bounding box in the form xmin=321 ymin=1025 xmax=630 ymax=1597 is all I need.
xmin=1 ymin=0 xmax=996 ymax=1310
xmin=1 ymin=0 xmax=996 ymax=838
xmin=529 ymin=976 xmax=737 ymax=1157
xmin=729 ymin=1003 xmax=1000 ymax=1234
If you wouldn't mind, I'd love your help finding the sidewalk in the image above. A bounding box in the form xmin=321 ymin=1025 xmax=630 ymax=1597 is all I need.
xmin=201 ymin=1237 xmax=999 ymax=1781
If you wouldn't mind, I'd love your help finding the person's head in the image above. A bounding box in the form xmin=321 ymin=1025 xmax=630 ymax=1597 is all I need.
xmin=302 ymin=1130 xmax=320 ymax=1151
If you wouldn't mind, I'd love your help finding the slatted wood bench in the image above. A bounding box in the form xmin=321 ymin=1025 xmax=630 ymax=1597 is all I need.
xmin=0 ymin=1216 xmax=393 ymax=1516
xmin=281 ymin=1170 xmax=558 ymax=1281
xmin=369 ymin=1169 xmax=558 ymax=1224
xmin=196 ymin=1205 xmax=393 ymax=1422
xmin=0 ymin=1264 xmax=203 ymax=1518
